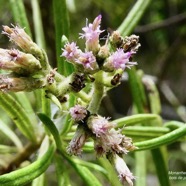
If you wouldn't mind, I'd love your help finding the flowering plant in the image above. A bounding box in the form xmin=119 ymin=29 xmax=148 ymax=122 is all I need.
xmin=0 ymin=1 xmax=185 ymax=186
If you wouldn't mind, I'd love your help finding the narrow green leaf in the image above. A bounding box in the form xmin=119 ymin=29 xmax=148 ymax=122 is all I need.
xmin=14 ymin=92 xmax=38 ymax=127
xmin=37 ymin=113 xmax=63 ymax=152
xmin=31 ymin=0 xmax=46 ymax=49
xmin=0 ymin=145 xmax=18 ymax=154
xmin=0 ymin=142 xmax=55 ymax=186
xmin=72 ymin=158 xmax=108 ymax=177
xmin=151 ymin=148 xmax=170 ymax=186
xmin=61 ymin=93 xmax=76 ymax=135
xmin=66 ymin=157 xmax=102 ymax=186
xmin=41 ymin=90 xmax=51 ymax=118
xmin=164 ymin=121 xmax=185 ymax=129
xmin=113 ymin=114 xmax=160 ymax=128
xmin=124 ymin=70 xmax=147 ymax=186
xmin=127 ymin=68 xmax=147 ymax=113
xmin=9 ymin=0 xmax=31 ymax=36
xmin=98 ymin=158 xmax=122 ymax=186
xmin=146 ymin=77 xmax=170 ymax=186
xmin=32 ymin=174 xmax=45 ymax=186
xmin=143 ymin=77 xmax=161 ymax=115
xmin=32 ymin=137 xmax=50 ymax=186
xmin=0 ymin=119 xmax=23 ymax=150
xmin=0 ymin=92 xmax=37 ymax=143
xmin=53 ymin=0 xmax=74 ymax=75
xmin=134 ymin=125 xmax=186 ymax=150
xmin=31 ymin=0 xmax=51 ymax=117
xmin=54 ymin=154 xmax=71 ymax=186
xmin=118 ymin=0 xmax=152 ymax=36
xmin=122 ymin=126 xmax=170 ymax=138
xmin=135 ymin=151 xmax=146 ymax=186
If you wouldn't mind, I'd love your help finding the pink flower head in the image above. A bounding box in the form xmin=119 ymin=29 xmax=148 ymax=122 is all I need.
xmin=104 ymin=49 xmax=137 ymax=71
xmin=79 ymin=15 xmax=104 ymax=52
xmin=61 ymin=42 xmax=81 ymax=62
xmin=76 ymin=51 xmax=98 ymax=72
xmin=87 ymin=115 xmax=115 ymax=137
xmin=69 ymin=104 xmax=87 ymax=121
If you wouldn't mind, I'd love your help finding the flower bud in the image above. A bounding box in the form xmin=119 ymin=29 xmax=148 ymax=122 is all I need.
xmin=122 ymin=34 xmax=141 ymax=52
xmin=0 ymin=74 xmax=45 ymax=92
xmin=61 ymin=42 xmax=81 ymax=62
xmin=2 ymin=25 xmax=41 ymax=54
xmin=87 ymin=115 xmax=115 ymax=137
xmin=87 ymin=115 xmax=136 ymax=156
xmin=109 ymin=31 xmax=124 ymax=48
xmin=111 ymin=154 xmax=135 ymax=186
xmin=75 ymin=51 xmax=99 ymax=74
xmin=103 ymin=49 xmax=137 ymax=72
xmin=79 ymin=15 xmax=104 ymax=53
xmin=69 ymin=104 xmax=87 ymax=121
xmin=0 ymin=49 xmax=41 ymax=74
xmin=67 ymin=125 xmax=89 ymax=156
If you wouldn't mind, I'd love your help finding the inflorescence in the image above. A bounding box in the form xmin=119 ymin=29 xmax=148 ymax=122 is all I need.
xmin=0 ymin=15 xmax=140 ymax=186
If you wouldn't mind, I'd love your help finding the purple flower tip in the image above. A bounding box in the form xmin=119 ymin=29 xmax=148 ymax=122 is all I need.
xmin=69 ymin=104 xmax=87 ymax=121
xmin=109 ymin=49 xmax=137 ymax=70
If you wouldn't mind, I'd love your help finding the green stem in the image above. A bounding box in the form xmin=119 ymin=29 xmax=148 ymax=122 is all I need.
xmin=74 ymin=91 xmax=91 ymax=103
xmin=88 ymin=71 xmax=104 ymax=114
xmin=118 ymin=0 xmax=152 ymax=36
xmin=31 ymin=0 xmax=51 ymax=116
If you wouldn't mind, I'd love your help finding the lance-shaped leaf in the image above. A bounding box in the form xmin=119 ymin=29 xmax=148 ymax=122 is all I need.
xmin=0 ymin=92 xmax=37 ymax=143
xmin=0 ymin=142 xmax=55 ymax=186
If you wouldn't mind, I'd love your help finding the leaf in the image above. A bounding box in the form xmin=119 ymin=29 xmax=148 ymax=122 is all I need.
xmin=0 ymin=142 xmax=55 ymax=186
xmin=114 ymin=113 xmax=160 ymax=128
xmin=9 ymin=0 xmax=31 ymax=36
xmin=53 ymin=0 xmax=74 ymax=75
xmin=0 ymin=119 xmax=23 ymax=150
xmin=0 ymin=92 xmax=37 ymax=143
xmin=37 ymin=113 xmax=63 ymax=152
xmin=67 ymin=157 xmax=102 ymax=186
xmin=134 ymin=124 xmax=186 ymax=150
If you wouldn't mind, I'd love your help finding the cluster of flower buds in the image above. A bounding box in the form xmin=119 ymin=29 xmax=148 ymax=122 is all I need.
xmin=61 ymin=15 xmax=140 ymax=76
xmin=68 ymin=104 xmax=137 ymax=185
xmin=64 ymin=15 xmax=140 ymax=186
xmin=0 ymin=25 xmax=46 ymax=92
